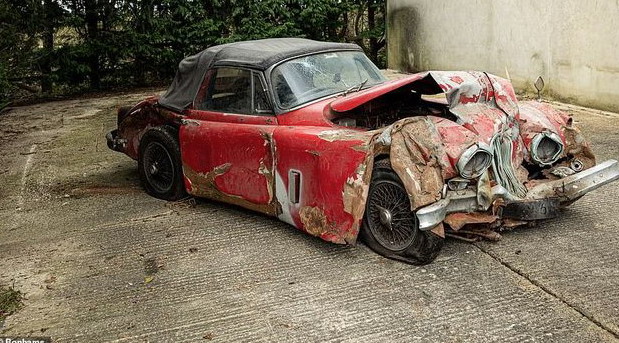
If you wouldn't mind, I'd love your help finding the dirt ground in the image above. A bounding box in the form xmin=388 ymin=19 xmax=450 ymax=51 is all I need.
xmin=0 ymin=89 xmax=618 ymax=342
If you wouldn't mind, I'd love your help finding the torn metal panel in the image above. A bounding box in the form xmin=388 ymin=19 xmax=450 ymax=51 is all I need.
xmin=273 ymin=125 xmax=373 ymax=244
xmin=444 ymin=212 xmax=498 ymax=231
xmin=388 ymin=117 xmax=445 ymax=210
xmin=342 ymin=153 xmax=374 ymax=235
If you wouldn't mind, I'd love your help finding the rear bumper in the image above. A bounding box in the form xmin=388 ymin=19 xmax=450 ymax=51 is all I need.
xmin=416 ymin=159 xmax=619 ymax=230
xmin=106 ymin=129 xmax=127 ymax=152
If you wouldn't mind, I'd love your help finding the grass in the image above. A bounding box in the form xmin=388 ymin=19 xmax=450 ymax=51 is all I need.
xmin=0 ymin=286 xmax=23 ymax=322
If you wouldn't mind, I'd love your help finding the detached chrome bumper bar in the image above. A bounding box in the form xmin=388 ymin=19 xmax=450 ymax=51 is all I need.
xmin=416 ymin=159 xmax=619 ymax=230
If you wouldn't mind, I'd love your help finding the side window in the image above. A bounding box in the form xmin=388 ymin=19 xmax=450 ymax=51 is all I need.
xmin=195 ymin=68 xmax=273 ymax=115
xmin=196 ymin=67 xmax=251 ymax=114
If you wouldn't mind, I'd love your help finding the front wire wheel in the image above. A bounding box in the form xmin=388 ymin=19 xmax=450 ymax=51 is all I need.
xmin=361 ymin=158 xmax=444 ymax=265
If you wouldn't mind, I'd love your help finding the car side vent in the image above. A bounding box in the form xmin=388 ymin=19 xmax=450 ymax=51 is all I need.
xmin=289 ymin=170 xmax=301 ymax=204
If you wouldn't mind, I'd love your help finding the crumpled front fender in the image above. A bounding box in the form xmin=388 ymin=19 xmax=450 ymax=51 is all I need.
xmin=519 ymin=101 xmax=596 ymax=173
xmin=387 ymin=117 xmax=446 ymax=211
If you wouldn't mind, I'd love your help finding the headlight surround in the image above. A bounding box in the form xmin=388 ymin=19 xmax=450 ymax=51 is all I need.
xmin=531 ymin=132 xmax=564 ymax=166
xmin=457 ymin=143 xmax=493 ymax=179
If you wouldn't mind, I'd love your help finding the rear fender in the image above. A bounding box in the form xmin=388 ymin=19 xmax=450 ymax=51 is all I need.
xmin=117 ymin=97 xmax=183 ymax=159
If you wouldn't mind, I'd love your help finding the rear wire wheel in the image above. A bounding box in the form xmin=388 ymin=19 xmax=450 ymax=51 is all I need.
xmin=138 ymin=126 xmax=186 ymax=201
xmin=361 ymin=158 xmax=444 ymax=265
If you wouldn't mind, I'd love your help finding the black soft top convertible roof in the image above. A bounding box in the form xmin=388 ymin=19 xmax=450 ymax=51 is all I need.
xmin=158 ymin=38 xmax=363 ymax=112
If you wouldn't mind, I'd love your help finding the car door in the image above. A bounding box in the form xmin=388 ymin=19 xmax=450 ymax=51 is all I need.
xmin=180 ymin=67 xmax=278 ymax=215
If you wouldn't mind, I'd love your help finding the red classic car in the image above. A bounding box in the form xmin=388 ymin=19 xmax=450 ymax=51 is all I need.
xmin=107 ymin=38 xmax=619 ymax=264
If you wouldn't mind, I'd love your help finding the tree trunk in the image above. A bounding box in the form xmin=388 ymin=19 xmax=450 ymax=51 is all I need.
xmin=85 ymin=0 xmax=101 ymax=89
xmin=41 ymin=0 xmax=54 ymax=94
xmin=367 ymin=1 xmax=377 ymax=63
xmin=134 ymin=0 xmax=153 ymax=86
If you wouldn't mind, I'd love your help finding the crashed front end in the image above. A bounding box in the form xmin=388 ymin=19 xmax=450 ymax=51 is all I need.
xmin=417 ymin=159 xmax=619 ymax=233
xmin=340 ymin=71 xmax=619 ymax=239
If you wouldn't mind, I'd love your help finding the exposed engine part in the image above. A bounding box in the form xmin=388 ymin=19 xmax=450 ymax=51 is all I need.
xmin=447 ymin=178 xmax=470 ymax=191
xmin=330 ymin=89 xmax=456 ymax=129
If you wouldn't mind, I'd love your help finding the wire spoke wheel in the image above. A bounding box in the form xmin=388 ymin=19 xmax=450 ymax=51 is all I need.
xmin=143 ymin=141 xmax=175 ymax=194
xmin=367 ymin=179 xmax=418 ymax=251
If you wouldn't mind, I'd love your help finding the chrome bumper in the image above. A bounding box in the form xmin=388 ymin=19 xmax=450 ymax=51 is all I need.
xmin=416 ymin=159 xmax=619 ymax=230
xmin=106 ymin=129 xmax=127 ymax=152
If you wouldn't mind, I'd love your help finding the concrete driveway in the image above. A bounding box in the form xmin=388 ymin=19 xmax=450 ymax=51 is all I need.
xmin=0 ymin=91 xmax=618 ymax=342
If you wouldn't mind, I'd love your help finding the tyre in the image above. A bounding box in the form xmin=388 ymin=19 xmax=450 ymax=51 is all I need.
xmin=360 ymin=158 xmax=444 ymax=265
xmin=138 ymin=126 xmax=186 ymax=201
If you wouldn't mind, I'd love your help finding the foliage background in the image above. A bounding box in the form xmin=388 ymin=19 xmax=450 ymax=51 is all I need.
xmin=0 ymin=0 xmax=385 ymax=108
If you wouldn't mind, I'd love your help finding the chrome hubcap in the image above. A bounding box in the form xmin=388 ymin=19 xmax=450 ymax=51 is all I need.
xmin=376 ymin=205 xmax=393 ymax=230
xmin=150 ymin=163 xmax=159 ymax=175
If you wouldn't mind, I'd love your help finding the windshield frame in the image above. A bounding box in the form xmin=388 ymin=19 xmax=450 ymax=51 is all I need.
xmin=265 ymin=49 xmax=386 ymax=114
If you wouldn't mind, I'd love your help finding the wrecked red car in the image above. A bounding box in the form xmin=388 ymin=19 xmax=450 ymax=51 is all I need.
xmin=107 ymin=38 xmax=619 ymax=264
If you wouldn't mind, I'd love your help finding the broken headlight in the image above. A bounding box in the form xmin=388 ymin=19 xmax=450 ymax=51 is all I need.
xmin=457 ymin=143 xmax=493 ymax=179
xmin=531 ymin=132 xmax=563 ymax=166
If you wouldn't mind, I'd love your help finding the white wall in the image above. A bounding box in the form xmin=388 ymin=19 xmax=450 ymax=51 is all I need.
xmin=387 ymin=0 xmax=619 ymax=112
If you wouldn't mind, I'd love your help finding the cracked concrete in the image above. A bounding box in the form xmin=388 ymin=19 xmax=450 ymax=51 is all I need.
xmin=0 ymin=90 xmax=618 ymax=342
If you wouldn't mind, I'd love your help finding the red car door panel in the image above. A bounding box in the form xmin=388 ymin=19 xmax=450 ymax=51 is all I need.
xmin=180 ymin=112 xmax=277 ymax=215
xmin=180 ymin=67 xmax=278 ymax=214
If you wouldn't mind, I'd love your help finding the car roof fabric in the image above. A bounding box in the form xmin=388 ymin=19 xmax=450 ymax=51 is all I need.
xmin=158 ymin=38 xmax=362 ymax=112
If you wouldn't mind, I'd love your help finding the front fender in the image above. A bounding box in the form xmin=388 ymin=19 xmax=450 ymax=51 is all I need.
xmin=273 ymin=119 xmax=449 ymax=245
xmin=519 ymin=101 xmax=596 ymax=170
xmin=273 ymin=126 xmax=376 ymax=244
xmin=388 ymin=117 xmax=446 ymax=211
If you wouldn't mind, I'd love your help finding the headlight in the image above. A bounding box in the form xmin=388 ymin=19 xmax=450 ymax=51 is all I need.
xmin=457 ymin=143 xmax=493 ymax=179
xmin=531 ymin=132 xmax=563 ymax=166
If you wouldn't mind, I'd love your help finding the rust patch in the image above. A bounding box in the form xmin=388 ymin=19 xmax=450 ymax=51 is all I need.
xmin=444 ymin=212 xmax=498 ymax=231
xmin=389 ymin=117 xmax=445 ymax=210
xmin=259 ymin=130 xmax=277 ymax=208
xmin=299 ymin=206 xmax=333 ymax=237
xmin=298 ymin=206 xmax=354 ymax=244
xmin=430 ymin=223 xmax=445 ymax=238
xmin=502 ymin=218 xmax=529 ymax=228
xmin=457 ymin=228 xmax=502 ymax=241
xmin=562 ymin=125 xmax=596 ymax=169
xmin=183 ymin=163 xmax=277 ymax=215
xmin=258 ymin=158 xmax=274 ymax=202
xmin=305 ymin=150 xmax=321 ymax=156
xmin=342 ymin=154 xmax=374 ymax=237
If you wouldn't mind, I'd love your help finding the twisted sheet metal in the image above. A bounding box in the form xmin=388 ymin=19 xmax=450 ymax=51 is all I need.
xmin=491 ymin=133 xmax=528 ymax=198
